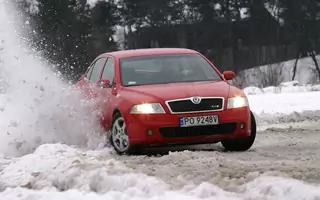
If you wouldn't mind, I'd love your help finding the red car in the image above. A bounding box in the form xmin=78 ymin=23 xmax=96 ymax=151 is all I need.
xmin=76 ymin=48 xmax=256 ymax=154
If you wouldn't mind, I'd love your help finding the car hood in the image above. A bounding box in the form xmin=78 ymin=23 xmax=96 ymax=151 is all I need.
xmin=120 ymin=81 xmax=231 ymax=103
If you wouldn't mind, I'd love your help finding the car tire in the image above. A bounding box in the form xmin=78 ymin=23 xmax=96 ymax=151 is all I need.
xmin=110 ymin=112 xmax=135 ymax=155
xmin=221 ymin=111 xmax=256 ymax=152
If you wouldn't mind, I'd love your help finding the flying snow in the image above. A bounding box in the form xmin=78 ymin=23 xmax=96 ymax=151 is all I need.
xmin=0 ymin=0 xmax=105 ymax=157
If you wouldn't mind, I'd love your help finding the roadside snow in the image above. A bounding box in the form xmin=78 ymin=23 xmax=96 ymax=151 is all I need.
xmin=1 ymin=138 xmax=320 ymax=200
xmin=237 ymin=55 xmax=320 ymax=86
xmin=243 ymin=81 xmax=320 ymax=95
xmin=248 ymin=91 xmax=320 ymax=124
xmin=242 ymin=81 xmax=320 ymax=125
xmin=248 ymin=91 xmax=320 ymax=115
xmin=0 ymin=178 xmax=319 ymax=200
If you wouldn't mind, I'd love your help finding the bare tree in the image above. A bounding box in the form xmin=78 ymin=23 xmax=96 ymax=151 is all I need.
xmin=292 ymin=49 xmax=320 ymax=82
xmin=254 ymin=62 xmax=285 ymax=87
xmin=308 ymin=64 xmax=320 ymax=84
xmin=292 ymin=51 xmax=301 ymax=81
xmin=232 ymin=71 xmax=249 ymax=88
xmin=309 ymin=51 xmax=320 ymax=80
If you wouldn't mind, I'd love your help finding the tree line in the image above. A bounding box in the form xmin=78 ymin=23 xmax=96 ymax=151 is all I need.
xmin=19 ymin=0 xmax=320 ymax=81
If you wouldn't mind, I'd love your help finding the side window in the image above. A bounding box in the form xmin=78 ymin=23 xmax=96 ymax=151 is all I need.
xmin=89 ymin=58 xmax=107 ymax=83
xmin=101 ymin=58 xmax=115 ymax=82
xmin=85 ymin=64 xmax=94 ymax=81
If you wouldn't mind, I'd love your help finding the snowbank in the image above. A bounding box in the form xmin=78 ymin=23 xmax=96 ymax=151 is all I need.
xmin=247 ymin=91 xmax=320 ymax=124
xmin=1 ymin=144 xmax=320 ymax=200
xmin=243 ymin=81 xmax=320 ymax=95
xmin=240 ymin=81 xmax=320 ymax=124
xmin=236 ymin=55 xmax=320 ymax=87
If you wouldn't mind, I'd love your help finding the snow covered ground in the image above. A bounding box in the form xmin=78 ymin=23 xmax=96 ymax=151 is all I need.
xmin=1 ymin=0 xmax=320 ymax=199
xmin=242 ymin=81 xmax=320 ymax=125
xmin=236 ymin=55 xmax=320 ymax=87
xmin=2 ymin=126 xmax=320 ymax=200
xmin=243 ymin=81 xmax=320 ymax=95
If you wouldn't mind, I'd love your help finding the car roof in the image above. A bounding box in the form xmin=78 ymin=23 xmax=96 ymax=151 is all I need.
xmin=102 ymin=48 xmax=199 ymax=59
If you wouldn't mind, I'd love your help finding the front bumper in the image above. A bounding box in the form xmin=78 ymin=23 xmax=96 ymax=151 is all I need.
xmin=125 ymin=107 xmax=251 ymax=146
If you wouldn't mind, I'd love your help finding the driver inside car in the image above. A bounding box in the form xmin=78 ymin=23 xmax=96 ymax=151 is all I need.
xmin=156 ymin=60 xmax=186 ymax=83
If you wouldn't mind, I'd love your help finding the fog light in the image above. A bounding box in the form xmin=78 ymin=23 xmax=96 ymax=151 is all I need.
xmin=240 ymin=123 xmax=245 ymax=129
xmin=147 ymin=129 xmax=153 ymax=136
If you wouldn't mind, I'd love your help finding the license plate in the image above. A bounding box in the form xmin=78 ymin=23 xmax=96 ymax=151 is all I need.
xmin=179 ymin=115 xmax=219 ymax=127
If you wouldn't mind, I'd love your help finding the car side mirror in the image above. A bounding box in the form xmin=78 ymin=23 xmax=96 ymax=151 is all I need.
xmin=223 ymin=71 xmax=236 ymax=80
xmin=97 ymin=79 xmax=111 ymax=88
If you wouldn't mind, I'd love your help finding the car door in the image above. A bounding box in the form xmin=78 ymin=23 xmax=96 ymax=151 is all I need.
xmin=83 ymin=57 xmax=107 ymax=99
xmin=97 ymin=57 xmax=116 ymax=129
xmin=75 ymin=61 xmax=94 ymax=90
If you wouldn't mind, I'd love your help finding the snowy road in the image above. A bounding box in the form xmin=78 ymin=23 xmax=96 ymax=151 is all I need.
xmin=1 ymin=122 xmax=320 ymax=199
xmin=117 ymin=122 xmax=320 ymax=189
xmin=0 ymin=123 xmax=320 ymax=199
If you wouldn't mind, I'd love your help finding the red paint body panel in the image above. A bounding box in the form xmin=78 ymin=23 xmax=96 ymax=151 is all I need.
xmin=125 ymin=107 xmax=251 ymax=146
xmin=76 ymin=48 xmax=252 ymax=147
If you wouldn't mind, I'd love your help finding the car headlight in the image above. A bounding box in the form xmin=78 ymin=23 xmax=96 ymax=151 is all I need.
xmin=227 ymin=96 xmax=249 ymax=109
xmin=130 ymin=103 xmax=166 ymax=114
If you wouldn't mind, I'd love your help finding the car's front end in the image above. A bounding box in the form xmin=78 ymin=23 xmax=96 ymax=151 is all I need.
xmin=124 ymin=95 xmax=251 ymax=147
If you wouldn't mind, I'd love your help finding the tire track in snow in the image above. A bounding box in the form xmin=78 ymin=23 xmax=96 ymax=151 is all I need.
xmin=0 ymin=125 xmax=320 ymax=199
xmin=114 ymin=125 xmax=320 ymax=191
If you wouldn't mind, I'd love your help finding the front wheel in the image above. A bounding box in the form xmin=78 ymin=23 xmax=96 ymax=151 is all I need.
xmin=221 ymin=111 xmax=257 ymax=151
xmin=110 ymin=113 xmax=133 ymax=155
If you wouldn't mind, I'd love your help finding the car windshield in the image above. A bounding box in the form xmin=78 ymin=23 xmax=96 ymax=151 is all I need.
xmin=119 ymin=54 xmax=222 ymax=87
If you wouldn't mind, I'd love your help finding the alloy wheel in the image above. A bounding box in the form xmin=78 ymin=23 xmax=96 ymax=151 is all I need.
xmin=111 ymin=117 xmax=130 ymax=153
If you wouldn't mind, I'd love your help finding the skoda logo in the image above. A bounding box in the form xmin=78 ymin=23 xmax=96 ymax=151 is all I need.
xmin=191 ymin=97 xmax=201 ymax=104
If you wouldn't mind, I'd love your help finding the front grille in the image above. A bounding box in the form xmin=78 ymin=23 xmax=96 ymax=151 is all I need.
xmin=159 ymin=123 xmax=237 ymax=138
xmin=167 ymin=98 xmax=223 ymax=113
